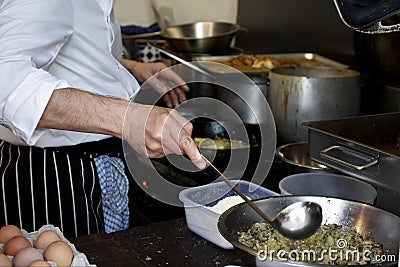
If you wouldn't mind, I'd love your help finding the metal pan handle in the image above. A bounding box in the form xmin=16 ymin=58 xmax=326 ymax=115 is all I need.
xmin=320 ymin=145 xmax=378 ymax=171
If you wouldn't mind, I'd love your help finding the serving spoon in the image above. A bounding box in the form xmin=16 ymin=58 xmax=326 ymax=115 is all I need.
xmin=201 ymin=155 xmax=323 ymax=240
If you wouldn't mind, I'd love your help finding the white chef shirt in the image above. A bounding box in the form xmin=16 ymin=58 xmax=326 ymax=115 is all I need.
xmin=0 ymin=0 xmax=140 ymax=147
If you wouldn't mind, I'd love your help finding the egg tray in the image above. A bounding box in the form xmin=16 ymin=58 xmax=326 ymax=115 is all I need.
xmin=0 ymin=224 xmax=96 ymax=267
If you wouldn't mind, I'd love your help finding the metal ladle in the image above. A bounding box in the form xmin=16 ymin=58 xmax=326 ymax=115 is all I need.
xmin=201 ymin=155 xmax=323 ymax=240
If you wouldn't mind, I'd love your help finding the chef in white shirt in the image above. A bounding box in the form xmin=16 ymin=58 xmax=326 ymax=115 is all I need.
xmin=0 ymin=0 xmax=205 ymax=237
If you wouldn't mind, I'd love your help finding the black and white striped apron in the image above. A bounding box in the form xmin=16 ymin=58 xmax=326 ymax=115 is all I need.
xmin=0 ymin=137 xmax=126 ymax=238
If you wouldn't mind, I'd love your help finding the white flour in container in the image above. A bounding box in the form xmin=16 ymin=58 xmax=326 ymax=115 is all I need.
xmin=206 ymin=195 xmax=250 ymax=214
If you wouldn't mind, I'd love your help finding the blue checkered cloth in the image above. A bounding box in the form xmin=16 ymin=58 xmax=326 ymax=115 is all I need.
xmin=94 ymin=155 xmax=129 ymax=233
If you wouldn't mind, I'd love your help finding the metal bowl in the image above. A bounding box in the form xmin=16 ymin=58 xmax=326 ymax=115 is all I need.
xmin=160 ymin=21 xmax=240 ymax=53
xmin=275 ymin=142 xmax=332 ymax=173
xmin=218 ymin=196 xmax=400 ymax=266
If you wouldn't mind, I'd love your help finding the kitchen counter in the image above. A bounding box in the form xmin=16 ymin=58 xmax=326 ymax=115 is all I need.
xmin=70 ymin=218 xmax=244 ymax=267
xmin=69 ymin=157 xmax=287 ymax=267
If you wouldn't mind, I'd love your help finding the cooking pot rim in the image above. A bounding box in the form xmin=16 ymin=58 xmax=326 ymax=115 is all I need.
xmin=270 ymin=66 xmax=360 ymax=79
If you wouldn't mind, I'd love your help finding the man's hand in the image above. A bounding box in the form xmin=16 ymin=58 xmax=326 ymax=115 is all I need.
xmin=38 ymin=88 xmax=206 ymax=169
xmin=121 ymin=59 xmax=190 ymax=108
xmin=123 ymin=103 xmax=206 ymax=169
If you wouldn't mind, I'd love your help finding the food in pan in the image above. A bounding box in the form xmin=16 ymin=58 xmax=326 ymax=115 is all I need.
xmin=238 ymin=222 xmax=384 ymax=265
xmin=219 ymin=53 xmax=327 ymax=72
xmin=194 ymin=137 xmax=249 ymax=150
xmin=223 ymin=54 xmax=280 ymax=71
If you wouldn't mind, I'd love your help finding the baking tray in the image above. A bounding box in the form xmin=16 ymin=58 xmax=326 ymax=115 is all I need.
xmin=194 ymin=53 xmax=348 ymax=74
xmin=303 ymin=112 xmax=400 ymax=214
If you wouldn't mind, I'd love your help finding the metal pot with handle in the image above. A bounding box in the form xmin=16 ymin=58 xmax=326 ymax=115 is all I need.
xmin=266 ymin=66 xmax=361 ymax=144
xmin=122 ymin=21 xmax=240 ymax=54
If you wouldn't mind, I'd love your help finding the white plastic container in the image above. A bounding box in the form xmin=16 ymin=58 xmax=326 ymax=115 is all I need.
xmin=279 ymin=173 xmax=377 ymax=204
xmin=179 ymin=180 xmax=278 ymax=249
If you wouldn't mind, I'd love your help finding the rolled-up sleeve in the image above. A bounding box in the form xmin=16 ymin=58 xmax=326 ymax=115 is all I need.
xmin=0 ymin=0 xmax=74 ymax=145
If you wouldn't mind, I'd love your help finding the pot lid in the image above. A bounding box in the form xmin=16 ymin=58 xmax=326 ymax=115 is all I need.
xmin=333 ymin=0 xmax=400 ymax=33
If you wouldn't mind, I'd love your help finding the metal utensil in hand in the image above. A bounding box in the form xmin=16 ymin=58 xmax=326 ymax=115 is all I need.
xmin=201 ymin=155 xmax=323 ymax=239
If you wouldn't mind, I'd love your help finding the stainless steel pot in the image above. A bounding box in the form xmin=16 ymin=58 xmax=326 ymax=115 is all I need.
xmin=218 ymin=196 xmax=400 ymax=266
xmin=267 ymin=66 xmax=361 ymax=144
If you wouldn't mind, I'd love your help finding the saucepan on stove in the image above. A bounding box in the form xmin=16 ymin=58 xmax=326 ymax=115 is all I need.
xmin=218 ymin=196 xmax=400 ymax=266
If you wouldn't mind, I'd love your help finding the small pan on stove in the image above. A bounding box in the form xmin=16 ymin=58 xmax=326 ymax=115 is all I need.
xmin=150 ymin=118 xmax=262 ymax=185
xmin=191 ymin=118 xmax=261 ymax=179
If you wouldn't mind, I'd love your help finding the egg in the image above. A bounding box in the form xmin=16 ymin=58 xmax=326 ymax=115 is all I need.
xmin=0 ymin=225 xmax=22 ymax=244
xmin=4 ymin=236 xmax=31 ymax=256
xmin=13 ymin=247 xmax=44 ymax=267
xmin=0 ymin=254 xmax=12 ymax=267
xmin=29 ymin=260 xmax=51 ymax=267
xmin=43 ymin=240 xmax=74 ymax=267
xmin=34 ymin=230 xmax=61 ymax=250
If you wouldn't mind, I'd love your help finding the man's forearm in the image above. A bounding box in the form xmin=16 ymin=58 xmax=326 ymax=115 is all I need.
xmin=38 ymin=88 xmax=129 ymax=139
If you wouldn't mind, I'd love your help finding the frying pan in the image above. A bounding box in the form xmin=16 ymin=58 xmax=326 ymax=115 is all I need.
xmin=150 ymin=118 xmax=261 ymax=185
xmin=122 ymin=21 xmax=240 ymax=53
xmin=218 ymin=196 xmax=400 ymax=266
xmin=191 ymin=118 xmax=260 ymax=179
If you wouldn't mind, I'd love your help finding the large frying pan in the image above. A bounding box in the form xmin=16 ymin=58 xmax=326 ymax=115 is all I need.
xmin=219 ymin=196 xmax=400 ymax=266
xmin=122 ymin=21 xmax=240 ymax=53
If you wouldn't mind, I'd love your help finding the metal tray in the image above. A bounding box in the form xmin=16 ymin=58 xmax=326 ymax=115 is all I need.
xmin=194 ymin=53 xmax=348 ymax=74
xmin=303 ymin=112 xmax=400 ymax=215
